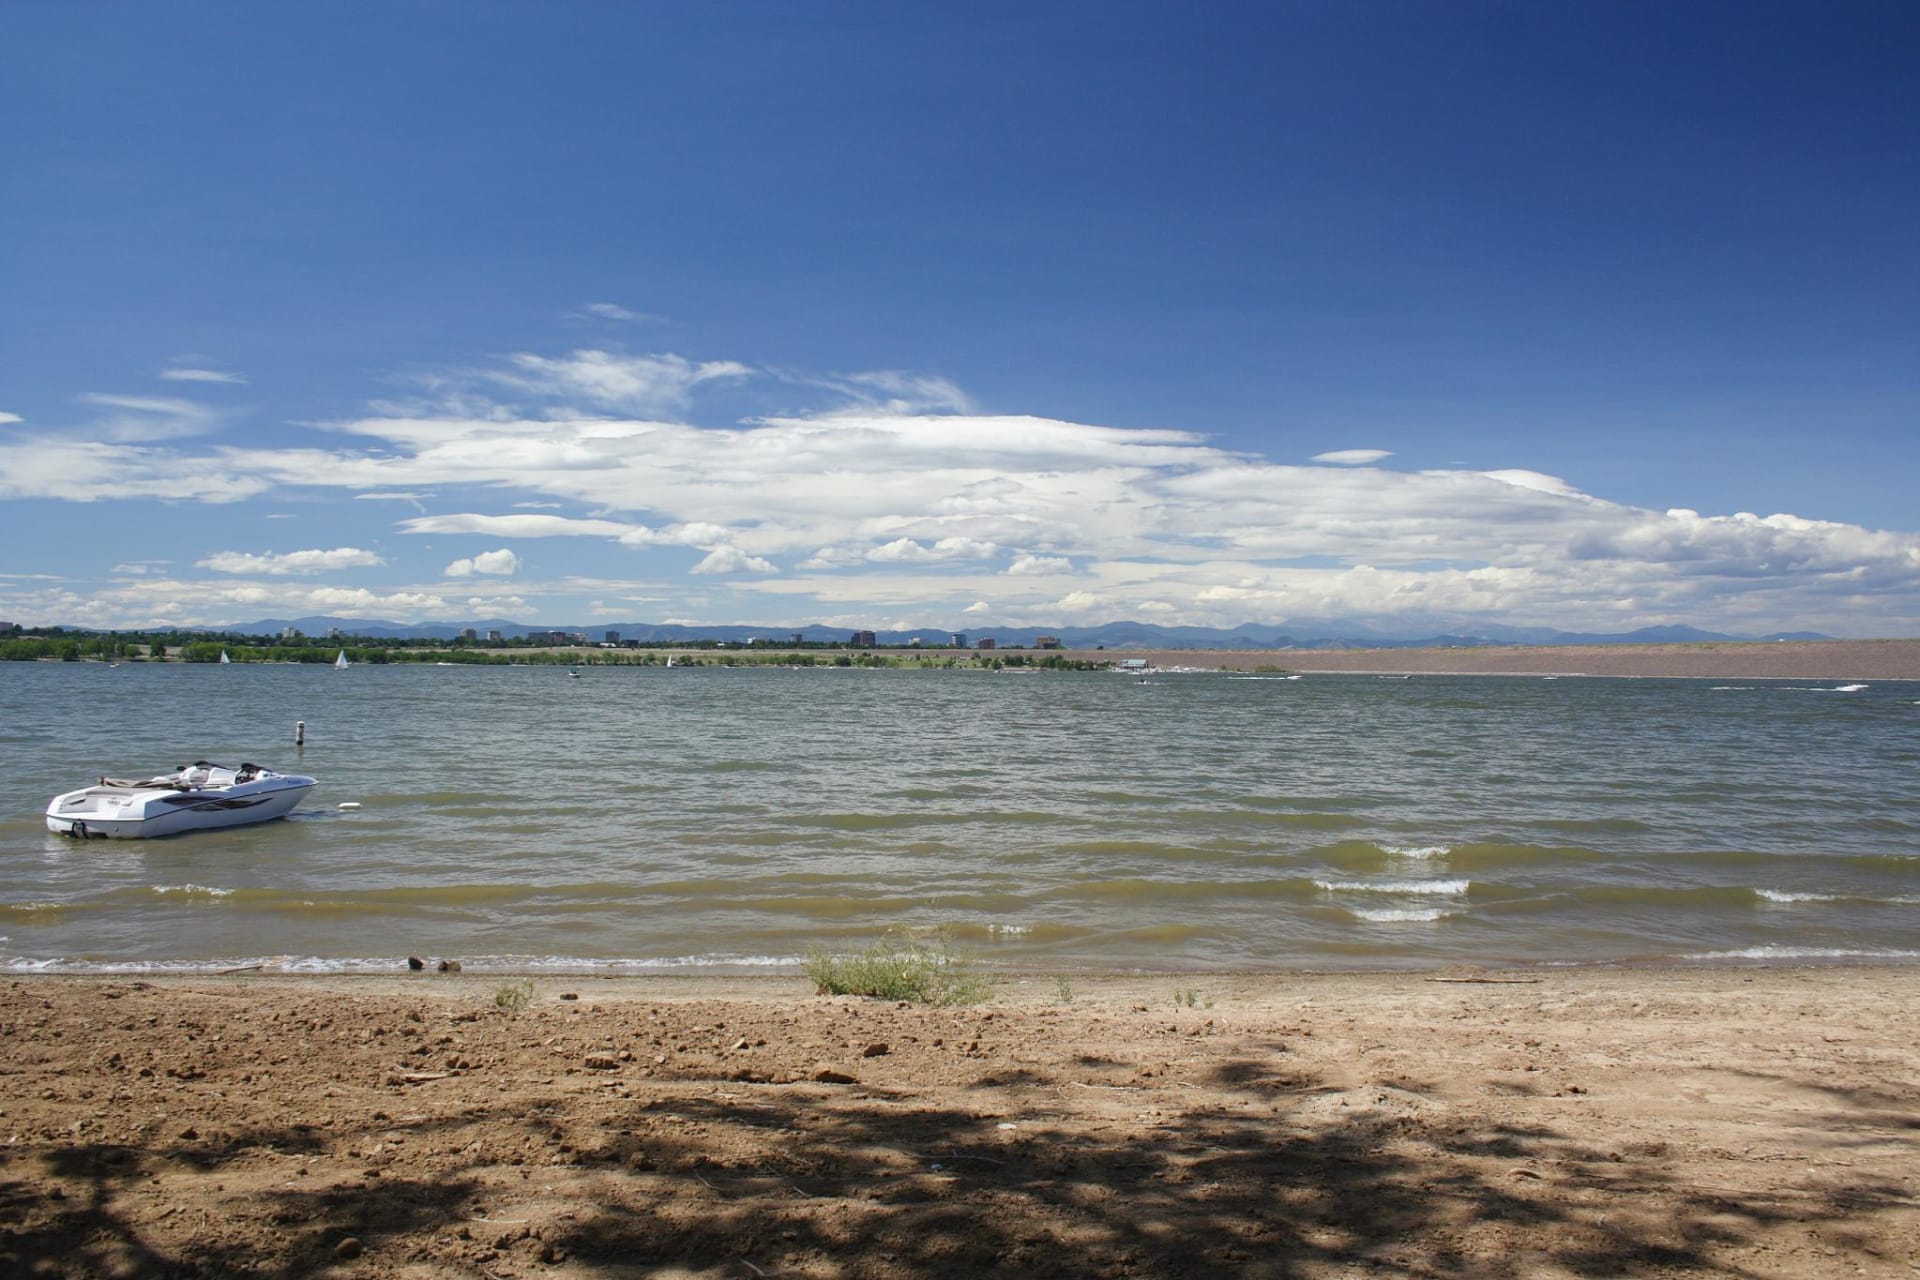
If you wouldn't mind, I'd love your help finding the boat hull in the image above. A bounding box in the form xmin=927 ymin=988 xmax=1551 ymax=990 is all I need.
xmin=46 ymin=774 xmax=316 ymax=839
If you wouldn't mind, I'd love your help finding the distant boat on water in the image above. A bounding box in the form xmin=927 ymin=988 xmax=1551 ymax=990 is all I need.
xmin=219 ymin=650 xmax=231 ymax=665
xmin=334 ymin=649 xmax=350 ymax=670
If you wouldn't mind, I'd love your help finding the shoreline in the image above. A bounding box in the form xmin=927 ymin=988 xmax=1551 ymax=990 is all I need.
xmin=5 ymin=964 xmax=1916 ymax=1277
xmin=1060 ymin=636 xmax=1920 ymax=679
xmin=11 ymin=947 xmax=1920 ymax=983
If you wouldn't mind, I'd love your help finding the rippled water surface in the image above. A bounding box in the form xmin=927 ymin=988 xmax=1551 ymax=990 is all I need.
xmin=3 ymin=661 xmax=1918 ymax=973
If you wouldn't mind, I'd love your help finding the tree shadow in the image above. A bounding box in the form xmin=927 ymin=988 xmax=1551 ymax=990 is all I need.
xmin=6 ymin=997 xmax=1917 ymax=1279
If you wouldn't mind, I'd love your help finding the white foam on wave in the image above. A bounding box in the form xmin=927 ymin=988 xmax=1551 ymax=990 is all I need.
xmin=152 ymin=884 xmax=233 ymax=899
xmin=1756 ymin=889 xmax=1920 ymax=906
xmin=1384 ymin=844 xmax=1451 ymax=860
xmin=1683 ymin=945 xmax=1920 ymax=962
xmin=1351 ymin=906 xmax=1456 ymax=923
xmin=0 ymin=953 xmax=808 ymax=976
xmin=988 ymin=923 xmax=1030 ymax=936
xmin=1315 ymin=878 xmax=1470 ymax=896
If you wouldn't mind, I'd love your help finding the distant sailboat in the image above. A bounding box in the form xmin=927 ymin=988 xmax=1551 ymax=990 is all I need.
xmin=219 ymin=650 xmax=231 ymax=665
xmin=334 ymin=649 xmax=350 ymax=670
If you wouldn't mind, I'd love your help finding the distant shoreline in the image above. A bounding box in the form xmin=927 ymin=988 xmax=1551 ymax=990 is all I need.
xmin=1063 ymin=637 xmax=1920 ymax=680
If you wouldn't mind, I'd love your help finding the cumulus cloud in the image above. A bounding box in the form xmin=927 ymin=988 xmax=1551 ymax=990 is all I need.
xmin=445 ymin=549 xmax=520 ymax=577
xmin=0 ymin=411 xmax=23 ymax=424
xmin=865 ymin=536 xmax=999 ymax=563
xmin=9 ymin=342 xmax=1920 ymax=635
xmin=1313 ymin=448 xmax=1392 ymax=466
xmin=198 ymin=548 xmax=386 ymax=575
xmin=691 ymin=546 xmax=777 ymax=574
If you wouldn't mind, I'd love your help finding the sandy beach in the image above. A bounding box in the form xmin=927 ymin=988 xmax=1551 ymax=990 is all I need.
xmin=1061 ymin=638 xmax=1920 ymax=680
xmin=3 ymin=966 xmax=1916 ymax=1278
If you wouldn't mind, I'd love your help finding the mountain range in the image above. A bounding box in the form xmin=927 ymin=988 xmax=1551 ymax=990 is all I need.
xmin=218 ymin=617 xmax=1834 ymax=650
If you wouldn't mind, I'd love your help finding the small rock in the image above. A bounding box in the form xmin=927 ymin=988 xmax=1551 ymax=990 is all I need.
xmin=438 ymin=960 xmax=461 ymax=973
xmin=862 ymin=1042 xmax=890 ymax=1058
xmin=334 ymin=1237 xmax=363 ymax=1259
xmin=559 ymin=992 xmax=579 ymax=1001
xmin=407 ymin=956 xmax=425 ymax=971
xmin=584 ymin=1054 xmax=620 ymax=1071
xmin=813 ymin=1068 xmax=858 ymax=1085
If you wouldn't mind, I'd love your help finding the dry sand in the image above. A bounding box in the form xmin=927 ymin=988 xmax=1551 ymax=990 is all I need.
xmin=3 ymin=966 xmax=1916 ymax=1278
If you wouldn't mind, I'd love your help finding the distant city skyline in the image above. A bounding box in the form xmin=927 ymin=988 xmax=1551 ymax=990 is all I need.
xmin=3 ymin=3 xmax=1917 ymax=638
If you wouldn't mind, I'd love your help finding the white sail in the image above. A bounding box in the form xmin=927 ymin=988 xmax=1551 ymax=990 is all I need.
xmin=219 ymin=650 xmax=231 ymax=664
xmin=334 ymin=649 xmax=349 ymax=669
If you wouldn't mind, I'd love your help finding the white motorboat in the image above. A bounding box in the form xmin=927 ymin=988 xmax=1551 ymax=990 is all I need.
xmin=46 ymin=761 xmax=317 ymax=839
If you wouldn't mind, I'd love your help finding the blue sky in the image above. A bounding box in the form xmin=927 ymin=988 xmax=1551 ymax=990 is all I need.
xmin=3 ymin=1 xmax=1916 ymax=637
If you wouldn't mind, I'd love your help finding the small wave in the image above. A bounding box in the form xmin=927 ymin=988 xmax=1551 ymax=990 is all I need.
xmin=0 ymin=952 xmax=807 ymax=976
xmin=987 ymin=923 xmax=1030 ymax=937
xmin=1350 ymin=907 xmax=1457 ymax=923
xmin=151 ymin=884 xmax=233 ymax=899
xmin=1315 ymin=878 xmax=1470 ymax=896
xmin=1755 ymin=888 xmax=1920 ymax=906
xmin=1682 ymin=945 xmax=1920 ymax=962
xmin=1384 ymin=844 xmax=1451 ymax=860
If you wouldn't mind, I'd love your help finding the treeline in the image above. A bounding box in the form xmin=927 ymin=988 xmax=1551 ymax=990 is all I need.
xmin=0 ymin=631 xmax=1111 ymax=671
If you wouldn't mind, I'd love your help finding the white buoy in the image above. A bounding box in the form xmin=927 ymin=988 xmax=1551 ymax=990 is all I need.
xmin=338 ymin=802 xmax=361 ymax=810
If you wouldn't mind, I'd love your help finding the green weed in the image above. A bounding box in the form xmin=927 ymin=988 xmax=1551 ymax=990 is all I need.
xmin=804 ymin=931 xmax=989 ymax=1006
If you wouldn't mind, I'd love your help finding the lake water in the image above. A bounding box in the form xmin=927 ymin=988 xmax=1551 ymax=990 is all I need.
xmin=3 ymin=661 xmax=1918 ymax=975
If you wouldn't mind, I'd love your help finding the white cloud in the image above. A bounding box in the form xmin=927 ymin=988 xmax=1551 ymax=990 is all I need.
xmin=160 ymin=368 xmax=247 ymax=384
xmin=445 ymin=549 xmax=520 ymax=577
xmin=1313 ymin=448 xmax=1392 ymax=466
xmin=691 ymin=546 xmax=778 ymax=575
xmin=577 ymin=302 xmax=640 ymax=321
xmin=0 ymin=438 xmax=271 ymax=502
xmin=9 ymin=342 xmax=1920 ymax=636
xmin=78 ymin=394 xmax=223 ymax=442
xmin=802 ymin=370 xmax=977 ymax=414
xmin=198 ymin=548 xmax=386 ymax=575
xmin=0 ymin=411 xmax=22 ymax=424
xmin=401 ymin=513 xmax=640 ymax=539
xmin=489 ymin=350 xmax=751 ymax=416
xmin=865 ymin=536 xmax=999 ymax=563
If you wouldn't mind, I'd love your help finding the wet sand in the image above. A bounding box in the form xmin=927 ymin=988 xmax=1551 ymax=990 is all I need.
xmin=3 ymin=965 xmax=1916 ymax=1277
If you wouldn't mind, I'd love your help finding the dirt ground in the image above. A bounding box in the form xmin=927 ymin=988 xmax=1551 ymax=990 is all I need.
xmin=3 ymin=966 xmax=1917 ymax=1279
